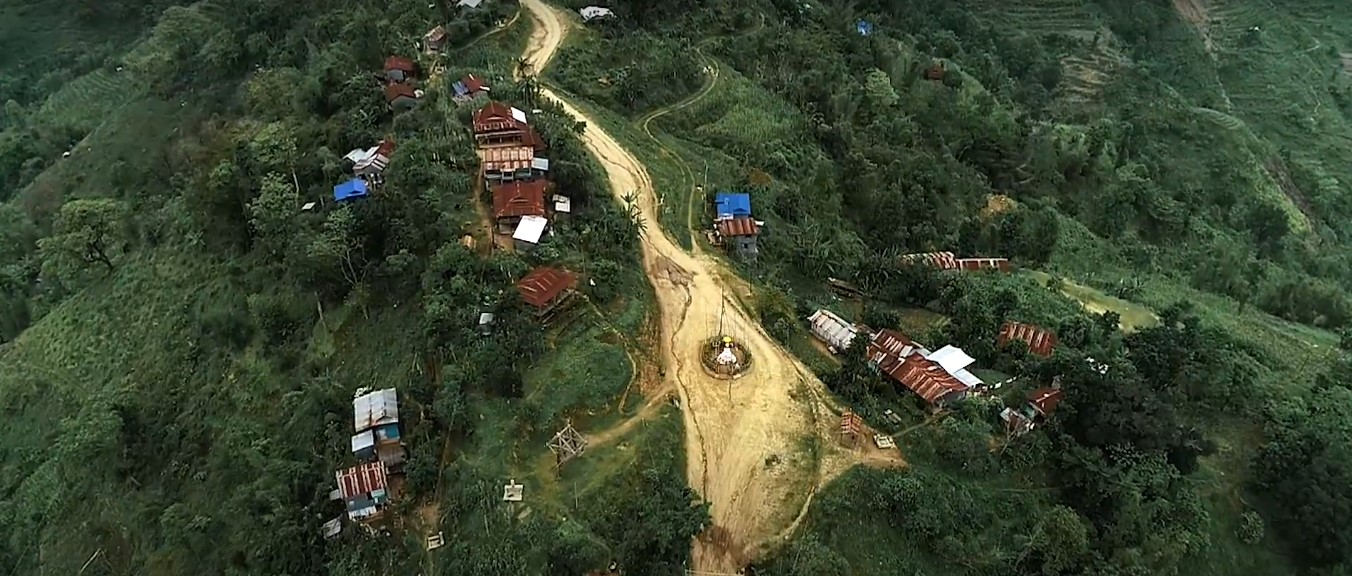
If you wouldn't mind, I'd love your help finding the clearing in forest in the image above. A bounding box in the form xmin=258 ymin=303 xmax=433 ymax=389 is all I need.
xmin=1024 ymin=270 xmax=1160 ymax=332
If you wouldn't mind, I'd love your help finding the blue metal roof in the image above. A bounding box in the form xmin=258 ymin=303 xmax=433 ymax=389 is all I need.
xmin=333 ymin=178 xmax=369 ymax=202
xmin=715 ymin=193 xmax=752 ymax=218
xmin=452 ymin=81 xmax=469 ymax=96
xmin=856 ymin=20 xmax=874 ymax=36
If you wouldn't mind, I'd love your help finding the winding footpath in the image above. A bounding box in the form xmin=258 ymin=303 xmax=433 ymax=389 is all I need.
xmin=517 ymin=1 xmax=873 ymax=570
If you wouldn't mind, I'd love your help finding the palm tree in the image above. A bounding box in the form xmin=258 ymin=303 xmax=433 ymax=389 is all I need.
xmin=515 ymin=57 xmax=532 ymax=77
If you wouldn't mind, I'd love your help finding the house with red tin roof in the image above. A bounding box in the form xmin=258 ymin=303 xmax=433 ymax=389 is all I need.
xmin=998 ymin=322 xmax=1058 ymax=358
xmin=492 ymin=180 xmax=550 ymax=232
xmin=865 ymin=329 xmax=980 ymax=407
xmin=336 ymin=461 xmax=391 ymax=523
xmin=516 ymin=267 xmax=577 ymax=318
xmin=384 ymin=56 xmax=416 ymax=82
xmin=385 ymin=83 xmax=418 ymax=110
xmin=900 ymin=251 xmax=1010 ymax=273
xmin=715 ymin=217 xmax=760 ymax=260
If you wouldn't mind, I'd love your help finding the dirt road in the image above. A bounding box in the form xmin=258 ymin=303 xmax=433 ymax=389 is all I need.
xmin=517 ymin=1 xmax=897 ymax=571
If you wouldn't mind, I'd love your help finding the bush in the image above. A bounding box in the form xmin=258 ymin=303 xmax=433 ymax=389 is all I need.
xmin=1237 ymin=511 xmax=1265 ymax=545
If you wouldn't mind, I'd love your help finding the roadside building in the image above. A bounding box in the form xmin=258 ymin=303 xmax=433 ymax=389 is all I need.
xmin=714 ymin=192 xmax=752 ymax=220
xmin=384 ymin=56 xmax=416 ymax=83
xmin=715 ymin=217 xmax=760 ymax=260
xmin=492 ymin=179 xmax=549 ymax=232
xmin=997 ymin=322 xmax=1058 ymax=358
xmin=865 ymin=329 xmax=983 ymax=407
xmin=807 ymin=309 xmax=863 ymax=353
xmin=473 ymin=101 xmax=531 ymax=147
xmin=336 ymin=461 xmax=391 ymax=524
xmin=516 ymin=267 xmax=577 ymax=317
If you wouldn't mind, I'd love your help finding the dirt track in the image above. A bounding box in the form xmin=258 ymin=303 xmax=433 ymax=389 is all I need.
xmin=517 ymin=1 xmax=900 ymax=571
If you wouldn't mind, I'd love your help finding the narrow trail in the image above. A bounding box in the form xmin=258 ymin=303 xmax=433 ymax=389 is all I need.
xmin=517 ymin=2 xmax=886 ymax=571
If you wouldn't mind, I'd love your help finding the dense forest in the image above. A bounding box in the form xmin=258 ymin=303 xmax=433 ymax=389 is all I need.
xmin=6 ymin=0 xmax=1352 ymax=574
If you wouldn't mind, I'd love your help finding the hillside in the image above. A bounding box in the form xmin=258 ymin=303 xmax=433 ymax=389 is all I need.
xmin=7 ymin=0 xmax=1352 ymax=575
xmin=0 ymin=0 xmax=709 ymax=574
xmin=541 ymin=0 xmax=1352 ymax=574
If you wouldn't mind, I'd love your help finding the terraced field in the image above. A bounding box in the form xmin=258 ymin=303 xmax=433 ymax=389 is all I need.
xmin=38 ymin=69 xmax=143 ymax=133
xmin=968 ymin=0 xmax=1126 ymax=107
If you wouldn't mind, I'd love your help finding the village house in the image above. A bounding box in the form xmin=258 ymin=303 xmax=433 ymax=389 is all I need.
xmin=351 ymin=388 xmax=405 ymax=468
xmin=865 ymin=329 xmax=983 ymax=407
xmin=492 ymin=179 xmax=549 ymax=233
xmin=552 ymin=194 xmax=572 ymax=214
xmin=479 ymin=145 xmax=540 ymax=183
xmin=336 ymin=461 xmax=391 ymax=524
xmin=512 ymin=215 xmax=549 ymax=252
xmin=344 ymin=139 xmax=396 ymax=184
xmin=715 ymin=217 xmax=760 ymax=260
xmin=384 ymin=56 xmax=416 ymax=83
xmin=1000 ymin=386 xmax=1064 ymax=437
xmin=457 ymin=0 xmax=485 ymax=7
xmin=453 ymin=74 xmax=490 ymax=100
xmin=997 ymin=322 xmax=1058 ymax=358
xmin=516 ymin=266 xmax=577 ymax=318
xmin=807 ymin=309 xmax=864 ymax=353
xmin=384 ymin=83 xmax=418 ymax=111
xmin=333 ymin=178 xmax=369 ymax=202
xmin=900 ymin=251 xmax=1011 ymax=272
xmin=714 ymin=192 xmax=752 ymax=220
xmin=423 ymin=26 xmax=448 ymax=53
xmin=473 ymin=101 xmax=537 ymax=148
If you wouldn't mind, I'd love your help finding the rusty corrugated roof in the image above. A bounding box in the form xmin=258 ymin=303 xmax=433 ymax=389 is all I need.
xmin=998 ymin=322 xmax=1057 ymax=357
xmin=336 ymin=461 xmax=388 ymax=500
xmin=716 ymin=217 xmax=759 ymax=237
xmin=479 ymin=146 xmax=535 ymax=173
xmin=955 ymin=257 xmax=1011 ymax=272
xmin=516 ymin=267 xmax=577 ymax=310
xmin=492 ymin=180 xmax=549 ymax=218
xmin=882 ymin=354 xmax=968 ymax=404
xmin=384 ymin=56 xmax=415 ymax=73
xmin=1028 ymin=387 xmax=1064 ymax=416
xmin=384 ymin=83 xmax=416 ymax=102
xmin=473 ymin=101 xmax=523 ymax=134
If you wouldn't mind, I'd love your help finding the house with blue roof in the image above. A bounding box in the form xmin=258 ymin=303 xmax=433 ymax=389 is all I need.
xmin=715 ymin=192 xmax=752 ymax=220
xmin=334 ymin=178 xmax=369 ymax=202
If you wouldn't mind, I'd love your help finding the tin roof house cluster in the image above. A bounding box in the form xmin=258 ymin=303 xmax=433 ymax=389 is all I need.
xmin=332 ymin=388 xmax=406 ymax=530
xmin=866 ymin=329 xmax=986 ymax=407
xmin=473 ymin=102 xmax=569 ymax=252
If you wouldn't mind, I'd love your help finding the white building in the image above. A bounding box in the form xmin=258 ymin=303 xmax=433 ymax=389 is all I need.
xmin=580 ymin=6 xmax=614 ymax=22
xmin=807 ymin=309 xmax=860 ymax=353
xmin=512 ymin=215 xmax=549 ymax=252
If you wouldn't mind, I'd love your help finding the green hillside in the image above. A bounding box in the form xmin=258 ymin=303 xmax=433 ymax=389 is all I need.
xmin=544 ymin=0 xmax=1352 ymax=574
xmin=9 ymin=0 xmax=1352 ymax=574
xmin=0 ymin=0 xmax=706 ymax=574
